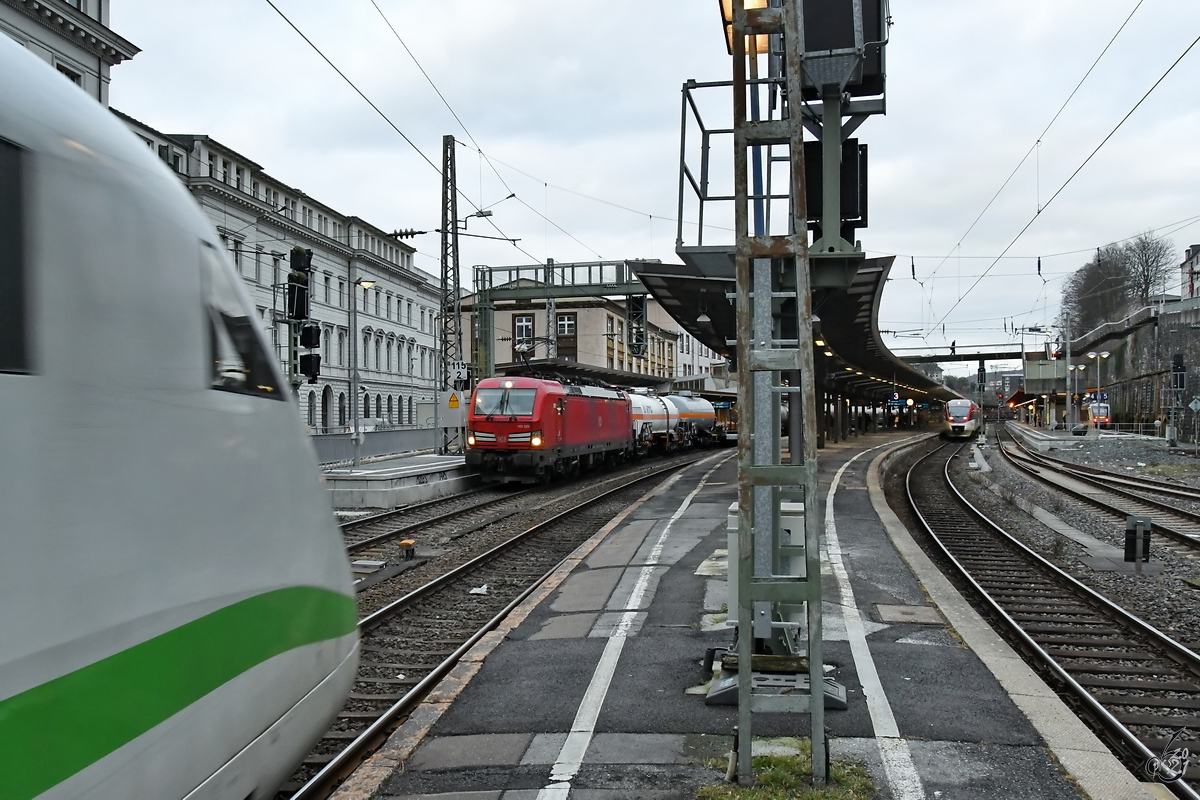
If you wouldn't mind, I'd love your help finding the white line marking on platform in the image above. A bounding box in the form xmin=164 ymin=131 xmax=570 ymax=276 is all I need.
xmin=825 ymin=438 xmax=925 ymax=800
xmin=537 ymin=454 xmax=733 ymax=800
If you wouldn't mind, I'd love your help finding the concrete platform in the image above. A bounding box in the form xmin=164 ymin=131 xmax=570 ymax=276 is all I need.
xmin=330 ymin=432 xmax=1165 ymax=800
xmin=324 ymin=453 xmax=476 ymax=510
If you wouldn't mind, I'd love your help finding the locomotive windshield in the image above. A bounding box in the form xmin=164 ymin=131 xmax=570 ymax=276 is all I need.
xmin=474 ymin=388 xmax=537 ymax=416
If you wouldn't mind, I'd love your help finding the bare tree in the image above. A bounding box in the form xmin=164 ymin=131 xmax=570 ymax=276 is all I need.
xmin=1125 ymin=231 xmax=1175 ymax=303
xmin=1059 ymin=244 xmax=1130 ymax=335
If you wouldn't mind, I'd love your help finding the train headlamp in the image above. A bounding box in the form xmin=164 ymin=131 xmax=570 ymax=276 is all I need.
xmin=467 ymin=433 xmax=476 ymax=446
xmin=530 ymin=431 xmax=543 ymax=447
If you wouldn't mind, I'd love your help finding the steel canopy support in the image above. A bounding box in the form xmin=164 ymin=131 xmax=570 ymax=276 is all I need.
xmin=730 ymin=0 xmax=827 ymax=785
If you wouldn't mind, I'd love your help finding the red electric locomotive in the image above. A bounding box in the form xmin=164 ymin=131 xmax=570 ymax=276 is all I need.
xmin=465 ymin=376 xmax=634 ymax=484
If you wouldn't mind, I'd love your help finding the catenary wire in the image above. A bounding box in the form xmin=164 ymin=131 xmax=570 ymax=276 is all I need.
xmin=920 ymin=1 xmax=1145 ymax=282
xmin=930 ymin=29 xmax=1200 ymax=333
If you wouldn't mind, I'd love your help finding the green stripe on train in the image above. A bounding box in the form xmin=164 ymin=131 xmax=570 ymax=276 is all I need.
xmin=0 ymin=586 xmax=357 ymax=800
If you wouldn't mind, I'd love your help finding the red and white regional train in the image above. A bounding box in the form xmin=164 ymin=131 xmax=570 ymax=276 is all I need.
xmin=465 ymin=376 xmax=721 ymax=484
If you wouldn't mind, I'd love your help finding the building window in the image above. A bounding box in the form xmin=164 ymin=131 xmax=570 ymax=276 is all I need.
xmin=406 ymin=301 xmax=413 ymax=326
xmin=235 ymin=168 xmax=244 ymax=192
xmin=338 ymin=280 xmax=345 ymax=308
xmin=557 ymin=314 xmax=576 ymax=336
xmin=253 ymin=249 xmax=261 ymax=283
xmin=323 ymin=275 xmax=330 ymax=304
xmin=56 ymin=63 xmax=83 ymax=86
xmin=386 ymin=295 xmax=392 ymax=319
xmin=221 ymin=159 xmax=231 ymax=183
xmin=338 ymin=331 xmax=345 ymax=366
xmin=606 ymin=315 xmax=614 ymax=334
xmin=231 ymin=240 xmax=242 ymax=274
xmin=208 ymin=153 xmax=217 ymax=178
xmin=375 ymin=339 xmax=381 ymax=370
xmin=374 ymin=290 xmax=380 ymax=316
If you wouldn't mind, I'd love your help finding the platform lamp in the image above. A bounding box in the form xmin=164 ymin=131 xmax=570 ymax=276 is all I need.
xmin=349 ymin=275 xmax=376 ymax=468
xmin=718 ymin=0 xmax=770 ymax=56
xmin=1067 ymin=364 xmax=1087 ymax=428
xmin=1086 ymin=351 xmax=1111 ymax=427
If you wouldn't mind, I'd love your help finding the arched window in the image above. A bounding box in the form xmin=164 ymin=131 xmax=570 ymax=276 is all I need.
xmin=387 ymin=395 xmax=394 ymax=423
xmin=307 ymin=391 xmax=316 ymax=427
xmin=407 ymin=344 xmax=414 ymax=374
xmin=407 ymin=395 xmax=414 ymax=424
xmin=338 ymin=393 xmax=346 ymax=426
xmin=376 ymin=394 xmax=382 ymax=420
xmin=337 ymin=332 xmax=345 ymax=366
xmin=375 ymin=338 xmax=381 ymax=370
xmin=322 ymin=385 xmax=333 ymax=428
xmin=386 ymin=340 xmax=392 ymax=372
xmin=323 ymin=328 xmax=331 ymax=364
xmin=363 ymin=393 xmax=371 ymax=418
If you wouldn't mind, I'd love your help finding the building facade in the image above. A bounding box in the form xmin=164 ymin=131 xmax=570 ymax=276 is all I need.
xmin=6 ymin=2 xmax=441 ymax=434
xmin=466 ymin=293 xmax=725 ymax=384
xmin=115 ymin=112 xmax=442 ymax=433
xmin=0 ymin=0 xmax=137 ymax=105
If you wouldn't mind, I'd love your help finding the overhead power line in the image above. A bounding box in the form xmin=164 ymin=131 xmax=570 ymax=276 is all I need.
xmin=921 ymin=1 xmax=1145 ymax=283
xmin=931 ymin=28 xmax=1200 ymax=332
xmin=261 ymin=0 xmax=546 ymax=263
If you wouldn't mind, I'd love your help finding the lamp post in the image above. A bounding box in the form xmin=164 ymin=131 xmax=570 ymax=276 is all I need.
xmin=348 ymin=271 xmax=376 ymax=468
xmin=1086 ymin=351 xmax=1111 ymax=428
xmin=1068 ymin=364 xmax=1087 ymax=429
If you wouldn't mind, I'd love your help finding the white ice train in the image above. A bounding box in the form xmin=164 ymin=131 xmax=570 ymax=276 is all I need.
xmin=0 ymin=38 xmax=357 ymax=800
xmin=629 ymin=391 xmax=718 ymax=452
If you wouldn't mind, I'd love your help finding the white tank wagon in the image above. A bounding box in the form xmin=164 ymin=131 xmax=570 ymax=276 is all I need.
xmin=663 ymin=393 xmax=717 ymax=437
xmin=629 ymin=391 xmax=719 ymax=451
xmin=0 ymin=38 xmax=357 ymax=800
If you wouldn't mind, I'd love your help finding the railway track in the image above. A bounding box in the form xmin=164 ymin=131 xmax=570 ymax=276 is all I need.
xmin=340 ymin=488 xmax=530 ymax=553
xmin=998 ymin=428 xmax=1200 ymax=559
xmin=906 ymin=441 xmax=1200 ymax=795
xmin=279 ymin=455 xmax=710 ymax=799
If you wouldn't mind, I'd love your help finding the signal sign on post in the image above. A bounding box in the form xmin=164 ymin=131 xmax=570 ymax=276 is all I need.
xmin=448 ymin=393 xmax=460 ymax=409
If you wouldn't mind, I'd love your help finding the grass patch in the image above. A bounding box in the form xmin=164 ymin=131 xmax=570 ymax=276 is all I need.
xmin=697 ymin=740 xmax=875 ymax=800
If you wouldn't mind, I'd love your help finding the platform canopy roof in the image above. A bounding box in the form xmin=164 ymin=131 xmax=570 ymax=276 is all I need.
xmin=631 ymin=256 xmax=957 ymax=402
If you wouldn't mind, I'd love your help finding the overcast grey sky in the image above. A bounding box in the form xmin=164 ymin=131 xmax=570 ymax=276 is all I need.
xmin=109 ymin=1 xmax=1200 ymax=377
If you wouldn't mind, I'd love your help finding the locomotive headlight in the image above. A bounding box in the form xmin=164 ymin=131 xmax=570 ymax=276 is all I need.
xmin=530 ymin=431 xmax=543 ymax=447
xmin=467 ymin=432 xmax=476 ymax=446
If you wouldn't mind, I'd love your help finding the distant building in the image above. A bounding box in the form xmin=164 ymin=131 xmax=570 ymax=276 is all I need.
xmin=1181 ymin=244 xmax=1200 ymax=300
xmin=0 ymin=0 xmax=137 ymax=105
xmin=115 ymin=111 xmax=442 ymax=432
xmin=463 ymin=290 xmax=726 ymax=387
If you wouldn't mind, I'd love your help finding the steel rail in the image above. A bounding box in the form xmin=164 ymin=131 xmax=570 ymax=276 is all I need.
xmin=1006 ymin=428 xmax=1200 ymax=502
xmin=345 ymin=489 xmax=535 ymax=556
xmin=906 ymin=442 xmax=1200 ymax=798
xmin=290 ymin=456 xmax=705 ymax=800
xmin=998 ymin=430 xmax=1200 ymax=550
xmin=340 ymin=487 xmax=488 ymax=533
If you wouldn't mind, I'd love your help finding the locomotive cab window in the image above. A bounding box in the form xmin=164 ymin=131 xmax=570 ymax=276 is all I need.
xmin=0 ymin=139 xmax=28 ymax=374
xmin=474 ymin=388 xmax=537 ymax=416
xmin=201 ymin=242 xmax=284 ymax=399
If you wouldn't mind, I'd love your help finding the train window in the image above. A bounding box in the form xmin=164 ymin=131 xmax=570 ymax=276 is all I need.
xmin=201 ymin=242 xmax=284 ymax=399
xmin=0 ymin=139 xmax=28 ymax=374
xmin=474 ymin=388 xmax=537 ymax=416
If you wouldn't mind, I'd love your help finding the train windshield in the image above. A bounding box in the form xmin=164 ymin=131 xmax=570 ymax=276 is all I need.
xmin=474 ymin=388 xmax=537 ymax=416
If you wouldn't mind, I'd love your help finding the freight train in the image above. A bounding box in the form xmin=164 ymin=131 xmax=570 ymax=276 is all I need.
xmin=465 ymin=377 xmax=721 ymax=484
xmin=0 ymin=38 xmax=357 ymax=800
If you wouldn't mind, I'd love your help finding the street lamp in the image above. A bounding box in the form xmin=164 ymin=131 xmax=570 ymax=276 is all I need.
xmin=1086 ymin=351 xmax=1111 ymax=428
xmin=349 ymin=275 xmax=375 ymax=468
xmin=1068 ymin=363 xmax=1087 ymax=429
